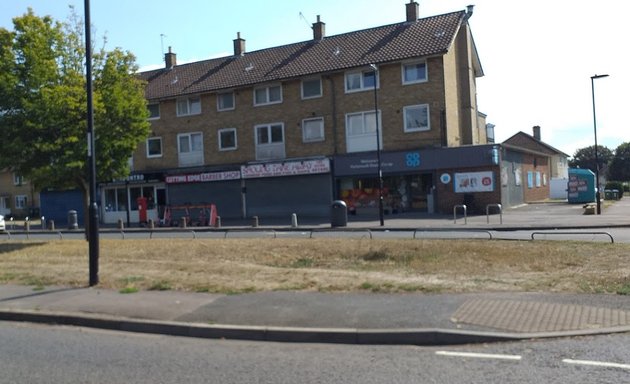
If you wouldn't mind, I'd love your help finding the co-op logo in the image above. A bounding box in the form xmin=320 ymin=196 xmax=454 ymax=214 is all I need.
xmin=405 ymin=152 xmax=420 ymax=167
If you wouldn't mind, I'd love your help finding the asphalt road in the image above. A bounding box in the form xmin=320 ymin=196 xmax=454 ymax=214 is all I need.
xmin=2 ymin=322 xmax=630 ymax=383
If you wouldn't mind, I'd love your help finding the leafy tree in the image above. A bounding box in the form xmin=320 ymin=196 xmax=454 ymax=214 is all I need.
xmin=608 ymin=142 xmax=630 ymax=182
xmin=0 ymin=8 xmax=149 ymax=214
xmin=568 ymin=145 xmax=613 ymax=176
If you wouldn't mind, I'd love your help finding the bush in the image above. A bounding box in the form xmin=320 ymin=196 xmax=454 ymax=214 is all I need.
xmin=605 ymin=181 xmax=625 ymax=199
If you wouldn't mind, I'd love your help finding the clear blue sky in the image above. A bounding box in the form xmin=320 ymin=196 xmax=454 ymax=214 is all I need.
xmin=2 ymin=0 xmax=627 ymax=157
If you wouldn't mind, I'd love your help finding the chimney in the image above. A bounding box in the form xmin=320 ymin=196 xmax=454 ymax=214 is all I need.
xmin=233 ymin=32 xmax=246 ymax=56
xmin=165 ymin=46 xmax=176 ymax=69
xmin=532 ymin=125 xmax=541 ymax=140
xmin=406 ymin=1 xmax=419 ymax=22
xmin=312 ymin=15 xmax=325 ymax=40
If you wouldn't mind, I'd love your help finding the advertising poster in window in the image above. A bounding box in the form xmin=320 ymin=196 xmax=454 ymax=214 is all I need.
xmin=454 ymin=171 xmax=494 ymax=193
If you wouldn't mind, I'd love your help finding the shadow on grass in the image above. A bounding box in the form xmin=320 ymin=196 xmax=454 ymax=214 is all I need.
xmin=0 ymin=242 xmax=48 ymax=254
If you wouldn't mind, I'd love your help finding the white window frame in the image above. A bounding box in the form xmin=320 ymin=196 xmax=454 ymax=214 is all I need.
xmin=255 ymin=122 xmax=285 ymax=160
xmin=301 ymin=78 xmax=322 ymax=99
xmin=217 ymin=92 xmax=235 ymax=111
xmin=401 ymin=60 xmax=428 ymax=85
xmin=403 ymin=104 xmax=430 ymax=132
xmin=176 ymin=97 xmax=201 ymax=116
xmin=254 ymin=84 xmax=282 ymax=106
xmin=177 ymin=132 xmax=204 ymax=166
xmin=13 ymin=173 xmax=23 ymax=186
xmin=302 ymin=117 xmax=325 ymax=143
xmin=15 ymin=195 xmax=27 ymax=209
xmin=146 ymin=137 xmax=163 ymax=158
xmin=147 ymin=103 xmax=160 ymax=120
xmin=344 ymin=70 xmax=378 ymax=93
xmin=345 ymin=110 xmax=382 ymax=153
xmin=218 ymin=128 xmax=237 ymax=151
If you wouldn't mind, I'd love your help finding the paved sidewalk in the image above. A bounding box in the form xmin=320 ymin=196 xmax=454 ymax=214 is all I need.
xmin=1 ymin=199 xmax=630 ymax=345
xmin=2 ymin=285 xmax=630 ymax=345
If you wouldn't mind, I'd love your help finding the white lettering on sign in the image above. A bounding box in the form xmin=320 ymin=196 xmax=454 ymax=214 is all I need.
xmin=165 ymin=170 xmax=241 ymax=184
xmin=241 ymin=158 xmax=330 ymax=179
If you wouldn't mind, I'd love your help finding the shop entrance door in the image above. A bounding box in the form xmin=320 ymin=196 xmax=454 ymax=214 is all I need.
xmin=409 ymin=174 xmax=433 ymax=212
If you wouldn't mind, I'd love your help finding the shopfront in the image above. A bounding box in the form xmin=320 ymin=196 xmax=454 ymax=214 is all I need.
xmin=101 ymin=173 xmax=165 ymax=226
xmin=334 ymin=150 xmax=434 ymax=214
xmin=334 ymin=145 xmax=500 ymax=215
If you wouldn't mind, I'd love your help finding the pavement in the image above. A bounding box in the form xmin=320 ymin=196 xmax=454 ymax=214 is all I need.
xmin=1 ymin=198 xmax=630 ymax=345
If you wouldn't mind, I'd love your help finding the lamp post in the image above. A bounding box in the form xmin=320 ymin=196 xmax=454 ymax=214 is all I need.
xmin=85 ymin=0 xmax=99 ymax=286
xmin=591 ymin=74 xmax=609 ymax=215
xmin=369 ymin=64 xmax=384 ymax=226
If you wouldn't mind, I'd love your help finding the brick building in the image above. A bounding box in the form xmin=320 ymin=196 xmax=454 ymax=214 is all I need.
xmin=99 ymin=2 xmax=548 ymax=224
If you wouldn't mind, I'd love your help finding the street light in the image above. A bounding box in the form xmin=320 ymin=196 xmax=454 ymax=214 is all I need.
xmin=369 ymin=64 xmax=384 ymax=226
xmin=591 ymin=74 xmax=609 ymax=215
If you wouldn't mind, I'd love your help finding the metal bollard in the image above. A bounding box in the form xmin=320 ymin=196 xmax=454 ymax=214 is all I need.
xmin=180 ymin=218 xmax=187 ymax=228
xmin=291 ymin=213 xmax=298 ymax=228
xmin=148 ymin=219 xmax=155 ymax=229
xmin=41 ymin=216 xmax=46 ymax=230
xmin=252 ymin=216 xmax=259 ymax=227
xmin=117 ymin=219 xmax=124 ymax=230
xmin=24 ymin=221 xmax=30 ymax=232
xmin=215 ymin=216 xmax=221 ymax=228
xmin=48 ymin=220 xmax=55 ymax=231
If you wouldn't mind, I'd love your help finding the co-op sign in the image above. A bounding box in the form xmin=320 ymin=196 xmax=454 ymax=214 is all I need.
xmin=165 ymin=159 xmax=330 ymax=184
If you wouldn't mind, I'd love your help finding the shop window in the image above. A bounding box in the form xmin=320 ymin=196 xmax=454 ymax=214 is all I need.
xmin=13 ymin=173 xmax=23 ymax=186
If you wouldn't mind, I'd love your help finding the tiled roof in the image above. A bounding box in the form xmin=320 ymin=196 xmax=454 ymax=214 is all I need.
xmin=140 ymin=11 xmax=466 ymax=100
xmin=503 ymin=132 xmax=570 ymax=157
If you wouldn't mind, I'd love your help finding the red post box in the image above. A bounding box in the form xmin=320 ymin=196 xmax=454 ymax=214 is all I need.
xmin=136 ymin=196 xmax=147 ymax=224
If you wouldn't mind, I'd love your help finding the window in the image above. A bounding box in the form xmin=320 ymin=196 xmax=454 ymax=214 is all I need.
xmin=302 ymin=117 xmax=324 ymax=142
xmin=177 ymin=132 xmax=204 ymax=166
xmin=13 ymin=173 xmax=23 ymax=186
xmin=255 ymin=123 xmax=285 ymax=160
xmin=146 ymin=137 xmax=162 ymax=158
xmin=402 ymin=61 xmax=427 ymax=84
xmin=301 ymin=78 xmax=322 ymax=99
xmin=403 ymin=104 xmax=430 ymax=132
xmin=345 ymin=110 xmax=382 ymax=153
xmin=147 ymin=103 xmax=160 ymax=119
xmin=15 ymin=195 xmax=27 ymax=209
xmin=254 ymin=85 xmax=282 ymax=106
xmin=217 ymin=92 xmax=234 ymax=111
xmin=218 ymin=128 xmax=237 ymax=151
xmin=176 ymin=97 xmax=201 ymax=116
xmin=345 ymin=70 xmax=377 ymax=93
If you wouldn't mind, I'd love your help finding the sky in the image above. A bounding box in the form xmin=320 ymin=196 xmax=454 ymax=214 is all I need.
xmin=2 ymin=0 xmax=627 ymax=157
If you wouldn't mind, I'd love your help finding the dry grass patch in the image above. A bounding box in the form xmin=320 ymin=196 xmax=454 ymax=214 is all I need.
xmin=1 ymin=238 xmax=629 ymax=294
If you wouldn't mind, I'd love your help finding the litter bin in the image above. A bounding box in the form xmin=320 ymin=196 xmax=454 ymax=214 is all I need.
xmin=331 ymin=200 xmax=348 ymax=227
xmin=67 ymin=210 xmax=78 ymax=230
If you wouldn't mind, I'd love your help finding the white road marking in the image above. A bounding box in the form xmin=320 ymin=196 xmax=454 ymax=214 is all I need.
xmin=563 ymin=359 xmax=630 ymax=370
xmin=435 ymin=351 xmax=522 ymax=361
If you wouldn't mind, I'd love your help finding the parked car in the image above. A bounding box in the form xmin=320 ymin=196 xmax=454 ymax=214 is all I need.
xmin=0 ymin=215 xmax=5 ymax=231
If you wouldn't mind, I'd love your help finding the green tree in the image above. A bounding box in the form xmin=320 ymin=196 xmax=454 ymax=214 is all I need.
xmin=0 ymin=9 xmax=149 ymax=213
xmin=568 ymin=145 xmax=613 ymax=176
xmin=609 ymin=142 xmax=630 ymax=182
